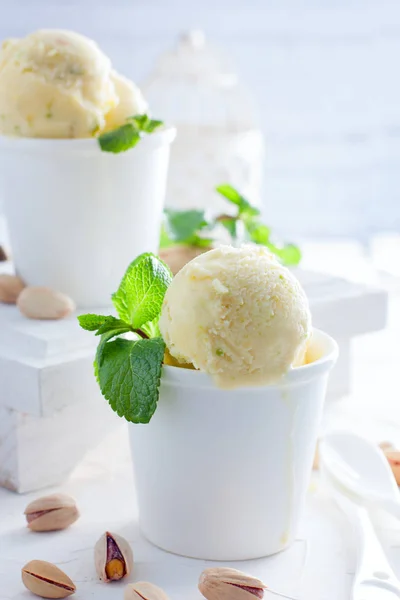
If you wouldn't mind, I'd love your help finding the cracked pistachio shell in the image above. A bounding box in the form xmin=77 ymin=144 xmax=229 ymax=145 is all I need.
xmin=199 ymin=568 xmax=266 ymax=600
xmin=22 ymin=560 xmax=76 ymax=599
xmin=25 ymin=493 xmax=79 ymax=532
xmin=124 ymin=581 xmax=170 ymax=600
xmin=94 ymin=531 xmax=133 ymax=582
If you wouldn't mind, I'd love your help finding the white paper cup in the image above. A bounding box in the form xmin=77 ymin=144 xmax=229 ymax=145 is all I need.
xmin=129 ymin=328 xmax=338 ymax=560
xmin=0 ymin=128 xmax=176 ymax=307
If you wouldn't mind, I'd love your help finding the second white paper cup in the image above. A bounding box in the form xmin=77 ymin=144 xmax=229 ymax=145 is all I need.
xmin=0 ymin=128 xmax=176 ymax=307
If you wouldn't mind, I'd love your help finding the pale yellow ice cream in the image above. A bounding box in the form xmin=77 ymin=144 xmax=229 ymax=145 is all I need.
xmin=159 ymin=245 xmax=311 ymax=389
xmin=0 ymin=30 xmax=146 ymax=138
xmin=104 ymin=71 xmax=148 ymax=132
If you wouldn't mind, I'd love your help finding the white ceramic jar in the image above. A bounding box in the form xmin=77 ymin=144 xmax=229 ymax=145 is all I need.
xmin=129 ymin=329 xmax=338 ymax=560
xmin=0 ymin=128 xmax=176 ymax=307
xmin=142 ymin=31 xmax=265 ymax=214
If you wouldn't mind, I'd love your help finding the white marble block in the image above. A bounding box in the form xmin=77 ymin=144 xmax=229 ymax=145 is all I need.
xmin=0 ymin=396 xmax=123 ymax=493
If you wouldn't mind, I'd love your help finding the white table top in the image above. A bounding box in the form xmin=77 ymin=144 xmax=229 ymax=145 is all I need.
xmin=0 ymin=411 xmax=400 ymax=600
xmin=1 ymin=239 xmax=400 ymax=600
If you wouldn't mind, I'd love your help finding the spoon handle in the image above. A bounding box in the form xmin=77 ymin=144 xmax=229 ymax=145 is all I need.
xmin=352 ymin=505 xmax=400 ymax=598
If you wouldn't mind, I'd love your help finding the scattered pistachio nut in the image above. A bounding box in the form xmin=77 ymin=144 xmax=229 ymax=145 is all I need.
xmin=383 ymin=449 xmax=400 ymax=485
xmin=25 ymin=493 xmax=79 ymax=532
xmin=0 ymin=245 xmax=8 ymax=261
xmin=17 ymin=286 xmax=75 ymax=320
xmin=0 ymin=273 xmax=25 ymax=304
xmin=94 ymin=531 xmax=133 ymax=582
xmin=124 ymin=581 xmax=170 ymax=600
xmin=21 ymin=560 xmax=76 ymax=599
xmin=159 ymin=245 xmax=210 ymax=276
xmin=199 ymin=568 xmax=266 ymax=600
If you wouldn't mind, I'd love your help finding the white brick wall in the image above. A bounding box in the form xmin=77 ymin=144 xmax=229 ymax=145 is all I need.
xmin=1 ymin=0 xmax=399 ymax=239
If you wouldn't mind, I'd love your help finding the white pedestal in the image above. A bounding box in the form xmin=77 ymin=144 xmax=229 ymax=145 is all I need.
xmin=0 ymin=266 xmax=388 ymax=493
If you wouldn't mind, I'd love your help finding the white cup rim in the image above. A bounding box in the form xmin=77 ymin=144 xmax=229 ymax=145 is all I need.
xmin=161 ymin=328 xmax=338 ymax=390
xmin=0 ymin=125 xmax=177 ymax=154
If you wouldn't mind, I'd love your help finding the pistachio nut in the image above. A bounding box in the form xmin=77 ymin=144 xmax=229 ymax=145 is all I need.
xmin=21 ymin=560 xmax=76 ymax=598
xmin=199 ymin=568 xmax=266 ymax=600
xmin=0 ymin=245 xmax=8 ymax=261
xmin=17 ymin=286 xmax=75 ymax=320
xmin=25 ymin=494 xmax=79 ymax=532
xmin=384 ymin=449 xmax=400 ymax=485
xmin=0 ymin=274 xmax=25 ymax=304
xmin=159 ymin=245 xmax=210 ymax=276
xmin=124 ymin=581 xmax=170 ymax=600
xmin=199 ymin=568 xmax=295 ymax=600
xmin=94 ymin=531 xmax=133 ymax=582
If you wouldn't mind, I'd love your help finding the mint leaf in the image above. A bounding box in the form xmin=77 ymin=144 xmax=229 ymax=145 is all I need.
xmin=145 ymin=119 xmax=163 ymax=133
xmin=130 ymin=114 xmax=163 ymax=133
xmin=130 ymin=114 xmax=150 ymax=129
xmin=164 ymin=209 xmax=208 ymax=243
xmin=96 ymin=316 xmax=132 ymax=336
xmin=112 ymin=253 xmax=172 ymax=329
xmin=98 ymin=123 xmax=140 ymax=153
xmin=78 ymin=314 xmax=109 ymax=331
xmin=218 ymin=217 xmax=238 ymax=239
xmin=141 ymin=317 xmax=161 ymax=338
xmin=267 ymin=243 xmax=302 ymax=266
xmin=159 ymin=222 xmax=175 ymax=249
xmin=216 ymin=184 xmax=260 ymax=216
xmin=98 ymin=336 xmax=165 ymax=424
xmin=245 ymin=221 xmax=271 ymax=245
xmin=78 ymin=314 xmax=131 ymax=336
xmin=187 ymin=235 xmax=213 ymax=248
xmin=95 ymin=328 xmax=130 ymax=382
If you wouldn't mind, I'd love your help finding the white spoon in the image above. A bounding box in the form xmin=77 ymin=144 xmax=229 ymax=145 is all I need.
xmin=319 ymin=431 xmax=400 ymax=520
xmin=320 ymin=431 xmax=400 ymax=599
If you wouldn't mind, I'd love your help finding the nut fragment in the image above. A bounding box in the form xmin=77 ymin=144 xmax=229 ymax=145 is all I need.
xmin=0 ymin=274 xmax=25 ymax=304
xmin=21 ymin=560 xmax=76 ymax=598
xmin=94 ymin=531 xmax=133 ymax=582
xmin=17 ymin=286 xmax=75 ymax=320
xmin=199 ymin=568 xmax=266 ymax=600
xmin=25 ymin=493 xmax=79 ymax=532
xmin=124 ymin=581 xmax=170 ymax=600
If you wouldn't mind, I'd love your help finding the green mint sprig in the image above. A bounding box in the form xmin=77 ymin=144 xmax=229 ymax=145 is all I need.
xmin=98 ymin=114 xmax=164 ymax=153
xmin=160 ymin=184 xmax=301 ymax=266
xmin=216 ymin=184 xmax=301 ymax=266
xmin=160 ymin=209 xmax=213 ymax=249
xmin=78 ymin=253 xmax=172 ymax=424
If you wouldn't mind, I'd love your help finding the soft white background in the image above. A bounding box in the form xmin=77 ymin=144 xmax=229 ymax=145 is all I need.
xmin=1 ymin=0 xmax=399 ymax=240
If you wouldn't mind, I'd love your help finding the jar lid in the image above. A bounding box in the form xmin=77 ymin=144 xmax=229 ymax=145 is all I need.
xmin=147 ymin=29 xmax=238 ymax=87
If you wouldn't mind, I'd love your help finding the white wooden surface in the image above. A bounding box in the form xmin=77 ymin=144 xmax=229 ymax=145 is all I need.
xmin=0 ymin=0 xmax=398 ymax=240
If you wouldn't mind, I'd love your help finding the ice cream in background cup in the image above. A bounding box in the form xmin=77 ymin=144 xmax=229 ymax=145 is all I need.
xmin=0 ymin=29 xmax=175 ymax=307
xmin=128 ymin=246 xmax=338 ymax=560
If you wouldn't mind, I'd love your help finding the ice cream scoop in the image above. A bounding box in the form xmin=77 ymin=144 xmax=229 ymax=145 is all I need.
xmin=159 ymin=245 xmax=311 ymax=388
xmin=104 ymin=71 xmax=148 ymax=131
xmin=0 ymin=30 xmax=146 ymax=138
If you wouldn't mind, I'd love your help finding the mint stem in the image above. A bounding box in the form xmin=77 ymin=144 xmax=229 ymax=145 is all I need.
xmin=135 ymin=328 xmax=149 ymax=340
